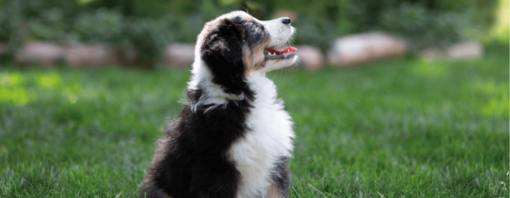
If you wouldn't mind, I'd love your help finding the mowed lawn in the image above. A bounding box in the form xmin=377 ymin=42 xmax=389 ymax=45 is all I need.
xmin=0 ymin=46 xmax=508 ymax=197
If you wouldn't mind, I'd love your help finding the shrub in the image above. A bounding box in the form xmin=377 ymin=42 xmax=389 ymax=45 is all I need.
xmin=293 ymin=16 xmax=338 ymax=52
xmin=73 ymin=9 xmax=125 ymax=43
xmin=72 ymin=10 xmax=175 ymax=69
xmin=164 ymin=13 xmax=205 ymax=43
xmin=121 ymin=17 xmax=174 ymax=68
xmin=379 ymin=4 xmax=471 ymax=51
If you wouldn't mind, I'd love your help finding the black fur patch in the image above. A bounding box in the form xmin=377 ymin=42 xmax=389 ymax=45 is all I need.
xmin=141 ymin=88 xmax=253 ymax=198
xmin=201 ymin=18 xmax=247 ymax=95
xmin=201 ymin=17 xmax=267 ymax=96
xmin=271 ymin=157 xmax=290 ymax=198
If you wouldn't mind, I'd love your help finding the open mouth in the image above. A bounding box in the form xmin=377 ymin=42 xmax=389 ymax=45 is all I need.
xmin=264 ymin=47 xmax=297 ymax=60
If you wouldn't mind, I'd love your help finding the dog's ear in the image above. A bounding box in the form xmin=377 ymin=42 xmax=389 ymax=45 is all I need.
xmin=201 ymin=18 xmax=248 ymax=95
xmin=202 ymin=19 xmax=243 ymax=66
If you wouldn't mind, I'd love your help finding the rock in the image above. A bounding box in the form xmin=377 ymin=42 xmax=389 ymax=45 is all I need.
xmin=446 ymin=41 xmax=483 ymax=59
xmin=295 ymin=45 xmax=323 ymax=71
xmin=14 ymin=41 xmax=64 ymax=66
xmin=164 ymin=43 xmax=195 ymax=67
xmin=65 ymin=44 xmax=117 ymax=67
xmin=421 ymin=41 xmax=483 ymax=61
xmin=328 ymin=32 xmax=407 ymax=67
xmin=420 ymin=48 xmax=444 ymax=61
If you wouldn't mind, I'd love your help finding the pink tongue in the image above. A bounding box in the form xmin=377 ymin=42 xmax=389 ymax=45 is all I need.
xmin=286 ymin=47 xmax=297 ymax=53
xmin=268 ymin=47 xmax=297 ymax=54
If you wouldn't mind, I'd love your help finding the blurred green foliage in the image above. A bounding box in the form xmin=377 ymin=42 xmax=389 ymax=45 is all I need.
xmin=490 ymin=0 xmax=509 ymax=43
xmin=379 ymin=4 xmax=470 ymax=52
xmin=0 ymin=0 xmax=499 ymax=66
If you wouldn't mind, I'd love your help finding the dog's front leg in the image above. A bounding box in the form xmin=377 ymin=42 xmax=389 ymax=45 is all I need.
xmin=267 ymin=157 xmax=290 ymax=198
xmin=140 ymin=179 xmax=171 ymax=198
xmin=189 ymin=161 xmax=239 ymax=198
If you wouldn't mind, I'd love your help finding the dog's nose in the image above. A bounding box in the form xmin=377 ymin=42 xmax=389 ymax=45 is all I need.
xmin=281 ymin=17 xmax=291 ymax=25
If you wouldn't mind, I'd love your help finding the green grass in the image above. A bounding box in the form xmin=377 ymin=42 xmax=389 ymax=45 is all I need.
xmin=0 ymin=45 xmax=508 ymax=197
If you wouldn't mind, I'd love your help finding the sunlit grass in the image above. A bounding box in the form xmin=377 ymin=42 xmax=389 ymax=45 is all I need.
xmin=0 ymin=72 xmax=24 ymax=86
xmin=411 ymin=61 xmax=448 ymax=77
xmin=474 ymin=80 xmax=509 ymax=118
xmin=0 ymin=87 xmax=30 ymax=105
xmin=0 ymin=72 xmax=31 ymax=105
xmin=0 ymin=45 xmax=508 ymax=197
xmin=35 ymin=73 xmax=62 ymax=89
xmin=481 ymin=96 xmax=509 ymax=118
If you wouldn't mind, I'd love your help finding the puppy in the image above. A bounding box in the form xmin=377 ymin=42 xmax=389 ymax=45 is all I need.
xmin=141 ymin=11 xmax=298 ymax=198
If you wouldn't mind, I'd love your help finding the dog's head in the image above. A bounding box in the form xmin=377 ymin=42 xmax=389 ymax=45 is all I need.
xmin=190 ymin=11 xmax=297 ymax=95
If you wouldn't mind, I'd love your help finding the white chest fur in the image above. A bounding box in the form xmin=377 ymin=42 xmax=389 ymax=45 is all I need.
xmin=228 ymin=72 xmax=295 ymax=198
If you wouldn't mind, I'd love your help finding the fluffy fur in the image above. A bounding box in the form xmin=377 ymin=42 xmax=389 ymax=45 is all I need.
xmin=141 ymin=11 xmax=298 ymax=198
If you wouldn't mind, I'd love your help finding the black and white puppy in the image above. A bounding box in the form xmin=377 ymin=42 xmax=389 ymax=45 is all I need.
xmin=141 ymin=11 xmax=298 ymax=198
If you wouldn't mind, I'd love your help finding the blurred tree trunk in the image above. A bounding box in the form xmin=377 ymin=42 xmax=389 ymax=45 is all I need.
xmin=1 ymin=0 xmax=28 ymax=63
